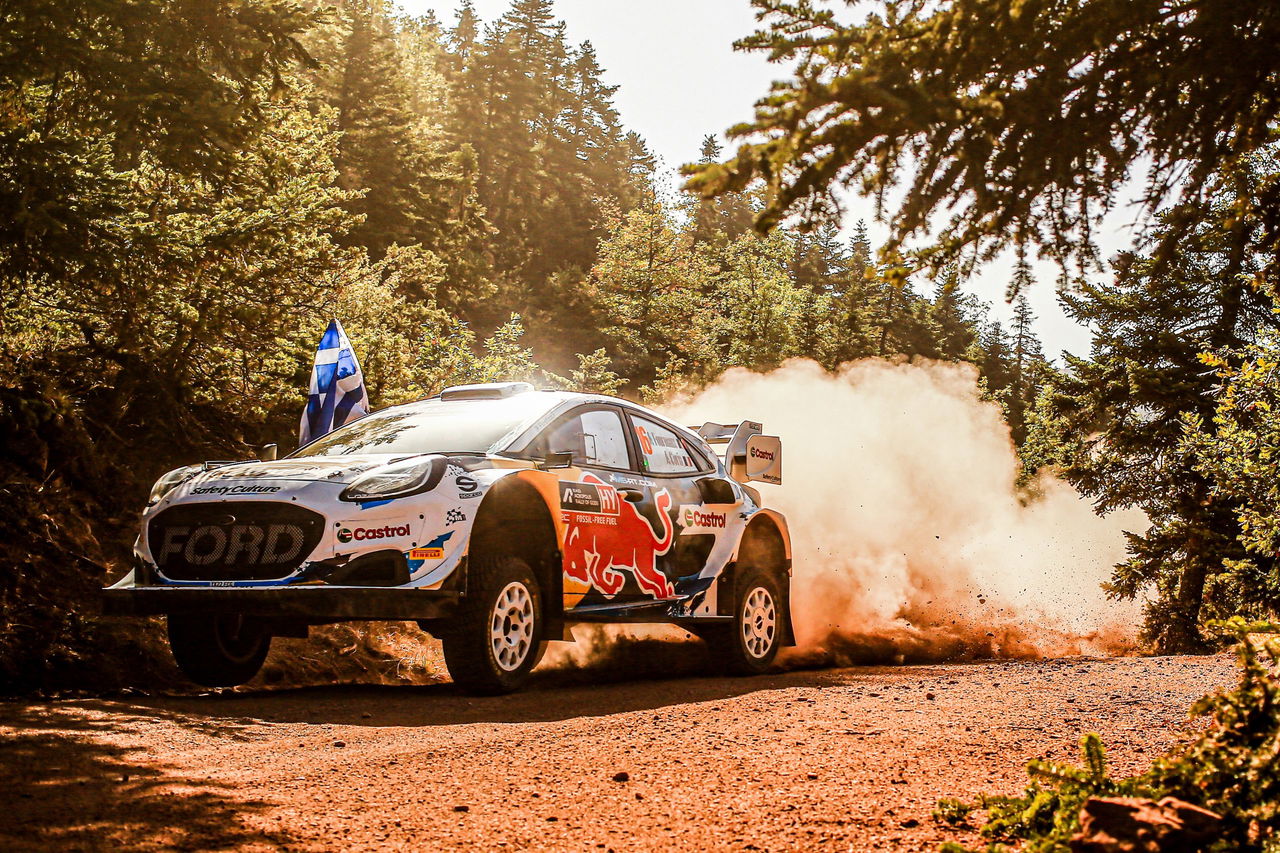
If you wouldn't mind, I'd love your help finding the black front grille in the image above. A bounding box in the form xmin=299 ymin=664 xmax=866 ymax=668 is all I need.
xmin=148 ymin=501 xmax=326 ymax=581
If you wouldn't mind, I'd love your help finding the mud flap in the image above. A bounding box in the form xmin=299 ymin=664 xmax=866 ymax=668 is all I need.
xmin=779 ymin=563 xmax=796 ymax=647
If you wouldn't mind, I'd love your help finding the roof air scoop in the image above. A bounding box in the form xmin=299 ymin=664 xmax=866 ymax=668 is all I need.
xmin=440 ymin=382 xmax=535 ymax=401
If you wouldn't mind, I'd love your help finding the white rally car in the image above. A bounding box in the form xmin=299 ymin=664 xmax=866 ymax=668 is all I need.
xmin=105 ymin=382 xmax=791 ymax=693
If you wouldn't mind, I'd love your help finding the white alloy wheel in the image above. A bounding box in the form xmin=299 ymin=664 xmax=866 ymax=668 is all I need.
xmin=741 ymin=586 xmax=777 ymax=659
xmin=490 ymin=581 xmax=535 ymax=671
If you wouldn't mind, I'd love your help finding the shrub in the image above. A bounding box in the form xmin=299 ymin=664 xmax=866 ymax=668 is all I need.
xmin=940 ymin=618 xmax=1280 ymax=852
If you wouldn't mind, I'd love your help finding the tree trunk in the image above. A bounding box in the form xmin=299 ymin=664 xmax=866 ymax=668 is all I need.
xmin=1159 ymin=555 xmax=1210 ymax=654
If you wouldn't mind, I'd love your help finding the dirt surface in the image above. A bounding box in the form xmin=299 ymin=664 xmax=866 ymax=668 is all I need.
xmin=0 ymin=654 xmax=1235 ymax=852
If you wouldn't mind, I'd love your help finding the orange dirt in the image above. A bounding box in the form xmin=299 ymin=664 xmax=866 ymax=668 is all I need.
xmin=0 ymin=654 xmax=1234 ymax=852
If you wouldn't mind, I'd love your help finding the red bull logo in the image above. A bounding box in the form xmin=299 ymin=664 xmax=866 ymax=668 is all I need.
xmin=561 ymin=474 xmax=675 ymax=599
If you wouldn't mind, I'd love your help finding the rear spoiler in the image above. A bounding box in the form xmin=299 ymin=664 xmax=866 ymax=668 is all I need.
xmin=692 ymin=421 xmax=782 ymax=485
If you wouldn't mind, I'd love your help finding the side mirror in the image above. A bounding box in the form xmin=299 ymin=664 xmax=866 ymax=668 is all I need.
xmin=541 ymin=451 xmax=573 ymax=469
xmin=257 ymin=443 xmax=278 ymax=462
xmin=696 ymin=476 xmax=739 ymax=505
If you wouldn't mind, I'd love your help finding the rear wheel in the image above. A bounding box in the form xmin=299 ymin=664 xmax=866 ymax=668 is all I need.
xmin=167 ymin=613 xmax=272 ymax=687
xmin=706 ymin=566 xmax=783 ymax=675
xmin=440 ymin=556 xmax=544 ymax=694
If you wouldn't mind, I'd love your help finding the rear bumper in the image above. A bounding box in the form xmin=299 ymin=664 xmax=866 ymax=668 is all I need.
xmin=101 ymin=586 xmax=458 ymax=622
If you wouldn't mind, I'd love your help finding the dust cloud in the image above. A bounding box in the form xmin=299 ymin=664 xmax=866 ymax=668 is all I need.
xmin=659 ymin=358 xmax=1147 ymax=665
xmin=284 ymin=358 xmax=1147 ymax=687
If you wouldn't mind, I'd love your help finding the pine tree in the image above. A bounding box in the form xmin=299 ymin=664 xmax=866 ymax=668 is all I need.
xmin=930 ymin=265 xmax=980 ymax=362
xmin=684 ymin=0 xmax=1280 ymax=277
xmin=328 ymin=0 xmax=419 ymax=253
xmin=1044 ymin=197 xmax=1277 ymax=651
xmin=589 ymin=191 xmax=711 ymax=384
xmin=0 ymin=0 xmax=320 ymax=290
xmin=790 ymin=222 xmax=848 ymax=366
xmin=304 ymin=0 xmax=491 ymax=309
xmin=442 ymin=0 xmax=652 ymax=346
xmin=712 ymin=232 xmax=814 ymax=370
xmin=974 ymin=320 xmax=1015 ymax=404
xmin=688 ymin=134 xmax=756 ymax=247
xmin=1185 ymin=326 xmax=1280 ymax=614
xmin=1007 ymin=294 xmax=1045 ymax=445
xmin=865 ymin=272 xmax=935 ymax=360
xmin=824 ymin=221 xmax=877 ymax=363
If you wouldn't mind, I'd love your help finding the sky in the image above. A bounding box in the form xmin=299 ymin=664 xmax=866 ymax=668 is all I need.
xmin=398 ymin=0 xmax=1146 ymax=359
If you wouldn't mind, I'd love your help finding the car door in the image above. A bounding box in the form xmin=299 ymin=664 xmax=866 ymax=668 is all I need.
xmin=620 ymin=411 xmax=724 ymax=603
xmin=531 ymin=405 xmax=659 ymax=609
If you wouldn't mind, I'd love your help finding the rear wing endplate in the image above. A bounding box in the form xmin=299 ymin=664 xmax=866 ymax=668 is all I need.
xmin=693 ymin=421 xmax=782 ymax=485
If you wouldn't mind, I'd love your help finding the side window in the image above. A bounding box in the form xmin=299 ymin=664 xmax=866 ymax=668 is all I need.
xmin=631 ymin=415 xmax=701 ymax=475
xmin=545 ymin=408 xmax=630 ymax=469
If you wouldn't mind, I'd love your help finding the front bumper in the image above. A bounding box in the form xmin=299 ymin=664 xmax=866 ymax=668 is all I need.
xmin=102 ymin=586 xmax=458 ymax=622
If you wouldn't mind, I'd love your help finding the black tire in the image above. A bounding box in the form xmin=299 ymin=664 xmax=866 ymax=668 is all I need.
xmin=706 ymin=566 xmax=784 ymax=675
xmin=440 ymin=556 xmax=544 ymax=694
xmin=167 ymin=613 xmax=272 ymax=688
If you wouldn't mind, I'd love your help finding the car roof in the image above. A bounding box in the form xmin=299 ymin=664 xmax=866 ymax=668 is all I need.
xmin=400 ymin=388 xmax=708 ymax=449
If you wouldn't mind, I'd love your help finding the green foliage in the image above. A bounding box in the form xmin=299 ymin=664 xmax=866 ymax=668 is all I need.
xmin=1023 ymin=180 xmax=1278 ymax=651
xmin=932 ymin=798 xmax=975 ymax=827
xmin=0 ymin=0 xmax=1058 ymax=692
xmin=415 ymin=314 xmax=544 ymax=394
xmin=1 ymin=0 xmax=321 ymax=286
xmin=305 ymin=1 xmax=493 ymax=309
xmin=712 ymin=231 xmax=816 ymax=370
xmin=684 ymin=0 xmax=1280 ymax=281
xmin=1185 ymin=323 xmax=1280 ymax=614
xmin=976 ymin=734 xmax=1147 ymax=850
xmin=587 ymin=190 xmax=1044 ymax=412
xmin=443 ymin=0 xmax=653 ymax=344
xmin=589 ymin=194 xmax=712 ymax=383
xmin=942 ymin=619 xmax=1280 ymax=853
xmin=568 ymin=348 xmax=625 ymax=396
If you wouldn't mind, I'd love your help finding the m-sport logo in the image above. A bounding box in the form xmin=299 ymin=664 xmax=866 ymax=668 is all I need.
xmin=156 ymin=524 xmax=306 ymax=566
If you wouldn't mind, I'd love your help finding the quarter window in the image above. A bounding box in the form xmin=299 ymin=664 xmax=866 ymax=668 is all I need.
xmin=631 ymin=416 xmax=701 ymax=475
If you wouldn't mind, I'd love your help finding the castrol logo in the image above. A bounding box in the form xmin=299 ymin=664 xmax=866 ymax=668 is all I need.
xmin=681 ymin=506 xmax=727 ymax=529
xmin=336 ymin=524 xmax=411 ymax=544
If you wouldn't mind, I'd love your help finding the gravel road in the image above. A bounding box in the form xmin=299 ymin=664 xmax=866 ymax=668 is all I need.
xmin=0 ymin=654 xmax=1235 ymax=852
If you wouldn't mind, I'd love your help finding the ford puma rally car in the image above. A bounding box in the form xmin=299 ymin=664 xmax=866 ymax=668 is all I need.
xmin=105 ymin=382 xmax=791 ymax=693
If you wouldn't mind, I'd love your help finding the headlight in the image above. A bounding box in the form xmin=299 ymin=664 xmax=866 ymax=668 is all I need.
xmin=340 ymin=456 xmax=447 ymax=502
xmin=148 ymin=465 xmax=200 ymax=505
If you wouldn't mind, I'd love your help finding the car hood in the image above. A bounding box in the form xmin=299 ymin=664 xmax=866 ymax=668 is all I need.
xmin=190 ymin=454 xmax=424 ymax=487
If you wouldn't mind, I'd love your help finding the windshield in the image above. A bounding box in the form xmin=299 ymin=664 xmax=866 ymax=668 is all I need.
xmin=292 ymin=394 xmax=556 ymax=457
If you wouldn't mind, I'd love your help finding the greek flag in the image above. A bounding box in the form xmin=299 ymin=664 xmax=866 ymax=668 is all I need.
xmin=299 ymin=319 xmax=368 ymax=445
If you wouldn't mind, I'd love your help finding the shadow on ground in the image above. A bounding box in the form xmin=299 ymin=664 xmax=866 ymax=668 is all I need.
xmin=0 ymin=704 xmax=289 ymax=851
xmin=31 ymin=660 xmax=971 ymax=741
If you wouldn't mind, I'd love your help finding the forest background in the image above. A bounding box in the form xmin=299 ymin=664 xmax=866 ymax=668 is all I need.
xmin=2 ymin=0 xmax=1278 ymax=692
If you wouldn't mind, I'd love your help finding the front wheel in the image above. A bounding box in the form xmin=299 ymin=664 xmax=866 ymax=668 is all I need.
xmin=440 ymin=556 xmax=544 ymax=694
xmin=167 ymin=613 xmax=272 ymax=687
xmin=706 ymin=566 xmax=784 ymax=675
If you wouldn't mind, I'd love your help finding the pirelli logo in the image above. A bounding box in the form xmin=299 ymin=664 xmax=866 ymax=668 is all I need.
xmin=409 ymin=547 xmax=445 ymax=560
